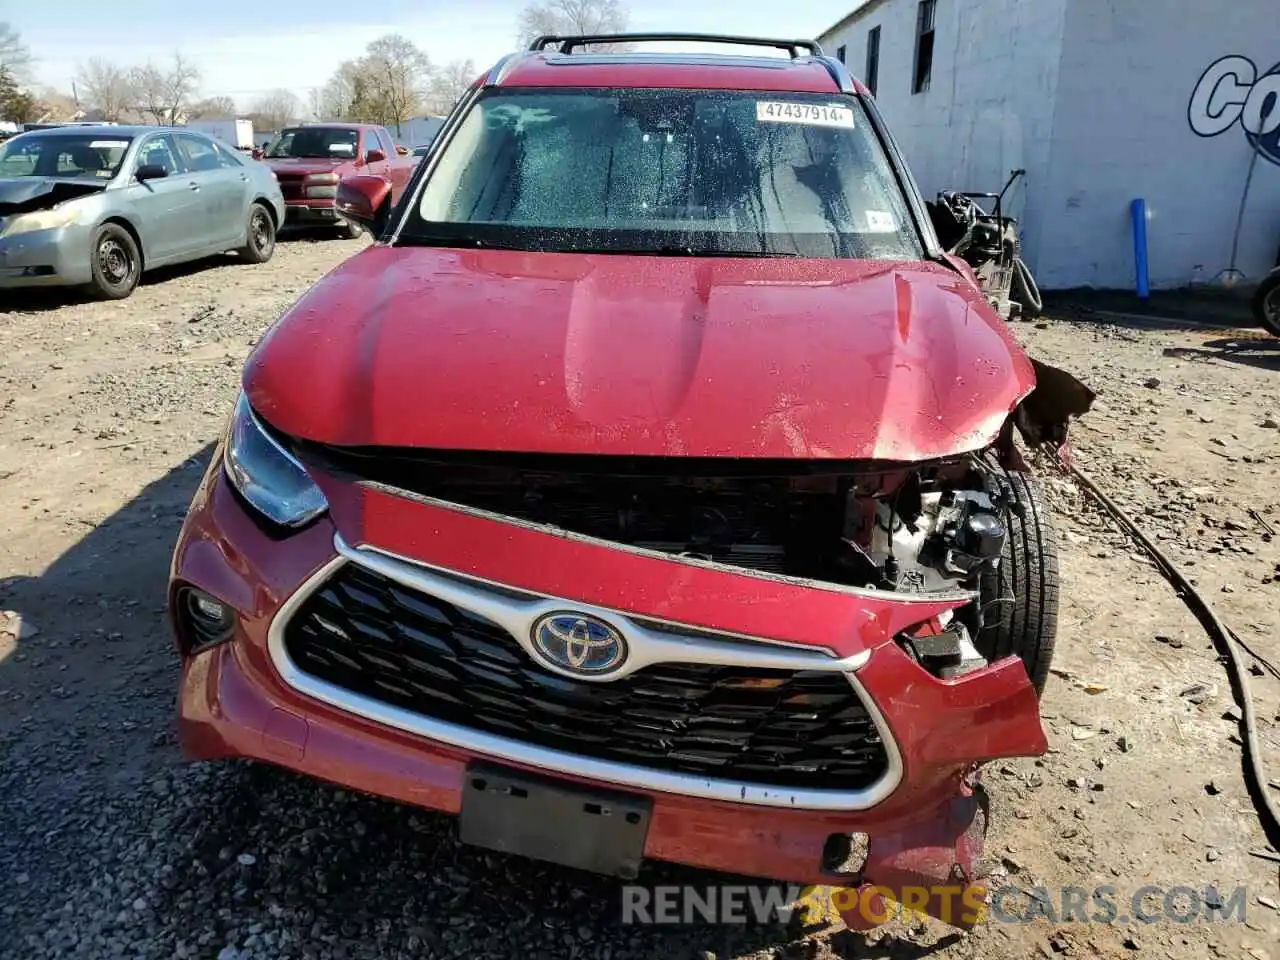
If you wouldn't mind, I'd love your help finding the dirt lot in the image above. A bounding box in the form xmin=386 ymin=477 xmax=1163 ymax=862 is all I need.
xmin=2 ymin=239 xmax=1279 ymax=960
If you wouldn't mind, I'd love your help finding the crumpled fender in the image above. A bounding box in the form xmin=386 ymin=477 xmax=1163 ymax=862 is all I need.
xmin=1000 ymin=357 xmax=1095 ymax=466
xmin=0 ymin=178 xmax=106 ymax=217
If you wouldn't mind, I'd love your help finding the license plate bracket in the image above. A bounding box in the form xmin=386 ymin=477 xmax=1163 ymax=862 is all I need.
xmin=459 ymin=764 xmax=651 ymax=878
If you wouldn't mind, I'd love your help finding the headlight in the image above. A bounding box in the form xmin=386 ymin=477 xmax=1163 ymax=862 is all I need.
xmin=223 ymin=393 xmax=328 ymax=527
xmin=0 ymin=206 xmax=80 ymax=238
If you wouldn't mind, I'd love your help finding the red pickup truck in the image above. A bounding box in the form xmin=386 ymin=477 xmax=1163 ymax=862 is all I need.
xmin=257 ymin=122 xmax=417 ymax=236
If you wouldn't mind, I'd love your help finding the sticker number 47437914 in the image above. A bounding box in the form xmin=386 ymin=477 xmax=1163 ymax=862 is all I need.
xmin=755 ymin=101 xmax=855 ymax=128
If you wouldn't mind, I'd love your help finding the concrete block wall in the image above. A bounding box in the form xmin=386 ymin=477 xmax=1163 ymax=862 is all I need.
xmin=821 ymin=0 xmax=1070 ymax=273
xmin=1038 ymin=0 xmax=1280 ymax=289
xmin=821 ymin=0 xmax=1280 ymax=290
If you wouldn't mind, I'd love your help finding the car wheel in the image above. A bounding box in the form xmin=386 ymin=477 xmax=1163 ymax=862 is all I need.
xmin=1253 ymin=271 xmax=1280 ymax=337
xmin=339 ymin=218 xmax=363 ymax=240
xmin=975 ymin=462 xmax=1060 ymax=695
xmin=239 ymin=203 xmax=276 ymax=264
xmin=88 ymin=223 xmax=141 ymax=300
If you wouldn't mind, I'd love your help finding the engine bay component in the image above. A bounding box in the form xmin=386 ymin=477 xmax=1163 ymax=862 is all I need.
xmin=306 ymin=445 xmax=1016 ymax=600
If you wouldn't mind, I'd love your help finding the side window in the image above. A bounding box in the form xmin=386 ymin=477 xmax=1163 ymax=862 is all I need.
xmin=912 ymin=0 xmax=936 ymax=94
xmin=377 ymin=129 xmax=396 ymax=157
xmin=134 ymin=135 xmax=181 ymax=176
xmin=174 ymin=133 xmax=225 ymax=173
xmin=866 ymin=26 xmax=881 ymax=97
xmin=213 ymin=141 xmax=245 ymax=167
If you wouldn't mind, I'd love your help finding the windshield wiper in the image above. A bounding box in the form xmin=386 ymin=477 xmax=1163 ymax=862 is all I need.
xmin=395 ymin=233 xmax=529 ymax=251
xmin=647 ymin=246 xmax=798 ymax=258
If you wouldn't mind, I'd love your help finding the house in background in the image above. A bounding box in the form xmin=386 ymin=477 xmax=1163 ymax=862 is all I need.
xmin=820 ymin=0 xmax=1280 ymax=290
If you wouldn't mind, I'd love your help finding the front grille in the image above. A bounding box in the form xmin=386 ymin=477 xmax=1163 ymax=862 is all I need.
xmin=296 ymin=447 xmax=864 ymax=579
xmin=283 ymin=564 xmax=890 ymax=791
xmin=275 ymin=174 xmax=304 ymax=200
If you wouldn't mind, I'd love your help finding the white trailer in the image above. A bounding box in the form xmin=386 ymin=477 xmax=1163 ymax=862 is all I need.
xmin=186 ymin=119 xmax=255 ymax=151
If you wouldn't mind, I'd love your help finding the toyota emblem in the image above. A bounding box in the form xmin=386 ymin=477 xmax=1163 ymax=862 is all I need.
xmin=531 ymin=612 xmax=628 ymax=676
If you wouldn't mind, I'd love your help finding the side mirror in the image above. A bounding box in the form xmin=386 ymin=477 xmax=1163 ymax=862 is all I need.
xmin=336 ymin=175 xmax=392 ymax=234
xmin=364 ymin=148 xmax=387 ymax=164
xmin=135 ymin=164 xmax=168 ymax=182
xmin=251 ymin=147 xmax=264 ymax=160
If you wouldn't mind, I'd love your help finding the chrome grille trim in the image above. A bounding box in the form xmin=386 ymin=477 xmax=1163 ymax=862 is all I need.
xmin=265 ymin=532 xmax=904 ymax=810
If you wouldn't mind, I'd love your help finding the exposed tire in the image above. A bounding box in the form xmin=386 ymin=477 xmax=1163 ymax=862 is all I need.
xmin=339 ymin=218 xmax=363 ymax=240
xmin=975 ymin=463 xmax=1060 ymax=694
xmin=87 ymin=223 xmax=141 ymax=300
xmin=238 ymin=203 xmax=276 ymax=264
xmin=1010 ymin=257 xmax=1043 ymax=320
xmin=1253 ymin=271 xmax=1280 ymax=337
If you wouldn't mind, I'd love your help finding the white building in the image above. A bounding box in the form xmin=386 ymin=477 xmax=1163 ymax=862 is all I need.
xmin=819 ymin=0 xmax=1280 ymax=290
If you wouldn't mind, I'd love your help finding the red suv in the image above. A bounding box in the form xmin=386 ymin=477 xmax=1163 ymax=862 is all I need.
xmin=171 ymin=34 xmax=1089 ymax=928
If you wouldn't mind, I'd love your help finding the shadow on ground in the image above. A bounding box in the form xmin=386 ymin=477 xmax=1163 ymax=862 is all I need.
xmin=0 ymin=450 xmax=953 ymax=959
xmin=0 ymin=443 xmax=214 ymax=774
xmin=1161 ymin=335 xmax=1280 ymax=373
xmin=0 ymin=256 xmax=257 ymax=314
xmin=0 ymin=227 xmax=354 ymax=314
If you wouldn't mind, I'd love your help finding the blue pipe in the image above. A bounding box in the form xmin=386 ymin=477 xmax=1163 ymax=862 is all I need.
xmin=1131 ymin=198 xmax=1150 ymax=300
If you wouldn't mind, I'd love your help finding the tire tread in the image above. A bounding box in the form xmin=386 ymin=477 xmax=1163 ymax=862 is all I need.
xmin=977 ymin=460 xmax=1060 ymax=693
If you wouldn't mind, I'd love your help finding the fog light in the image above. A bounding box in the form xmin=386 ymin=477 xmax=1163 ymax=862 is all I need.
xmin=176 ymin=587 xmax=238 ymax=654
xmin=822 ymin=832 xmax=871 ymax=876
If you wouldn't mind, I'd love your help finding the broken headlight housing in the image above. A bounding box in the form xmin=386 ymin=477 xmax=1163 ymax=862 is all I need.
xmin=223 ymin=393 xmax=328 ymax=528
xmin=0 ymin=205 xmax=81 ymax=239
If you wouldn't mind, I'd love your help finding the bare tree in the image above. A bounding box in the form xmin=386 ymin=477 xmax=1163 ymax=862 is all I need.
xmin=188 ymin=95 xmax=238 ymax=119
xmin=360 ymin=34 xmax=431 ymax=134
xmin=316 ymin=60 xmax=362 ymax=121
xmin=76 ymin=58 xmax=136 ymax=122
xmin=0 ymin=21 xmax=32 ymax=83
xmin=250 ymin=89 xmax=300 ymax=130
xmin=516 ymin=0 xmax=629 ymax=49
xmin=430 ymin=58 xmax=476 ymax=109
xmin=131 ymin=52 xmax=200 ymax=125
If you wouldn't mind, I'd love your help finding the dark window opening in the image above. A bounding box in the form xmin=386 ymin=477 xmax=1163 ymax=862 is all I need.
xmin=836 ymin=44 xmax=847 ymax=64
xmin=865 ymin=26 xmax=881 ymax=96
xmin=913 ymin=0 xmax=935 ymax=94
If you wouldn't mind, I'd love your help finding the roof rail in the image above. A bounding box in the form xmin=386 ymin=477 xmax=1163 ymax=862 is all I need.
xmin=528 ymin=32 xmax=824 ymax=58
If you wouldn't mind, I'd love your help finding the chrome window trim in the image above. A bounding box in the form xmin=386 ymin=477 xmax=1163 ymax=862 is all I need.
xmin=265 ymin=533 xmax=905 ymax=811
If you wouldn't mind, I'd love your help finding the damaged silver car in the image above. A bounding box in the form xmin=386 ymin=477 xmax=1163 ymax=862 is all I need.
xmin=0 ymin=125 xmax=285 ymax=300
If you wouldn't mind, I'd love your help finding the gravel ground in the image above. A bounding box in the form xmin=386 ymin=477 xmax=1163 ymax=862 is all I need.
xmin=2 ymin=241 xmax=1279 ymax=960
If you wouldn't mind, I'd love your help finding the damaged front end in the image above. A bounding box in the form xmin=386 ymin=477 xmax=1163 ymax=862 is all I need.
xmin=198 ymin=353 xmax=1093 ymax=932
xmin=0 ymin=177 xmax=105 ymax=220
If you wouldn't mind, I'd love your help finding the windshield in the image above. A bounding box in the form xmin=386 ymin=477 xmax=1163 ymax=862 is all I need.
xmin=266 ymin=127 xmax=359 ymax=160
xmin=0 ymin=133 xmax=133 ymax=179
xmin=407 ymin=88 xmax=922 ymax=259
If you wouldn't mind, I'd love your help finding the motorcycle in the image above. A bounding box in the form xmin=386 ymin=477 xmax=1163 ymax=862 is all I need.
xmin=1253 ymin=266 xmax=1280 ymax=337
xmin=927 ymin=168 xmax=1042 ymax=321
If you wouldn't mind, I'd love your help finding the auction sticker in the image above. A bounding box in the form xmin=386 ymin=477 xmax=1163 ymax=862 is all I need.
xmin=756 ymin=101 xmax=854 ymax=128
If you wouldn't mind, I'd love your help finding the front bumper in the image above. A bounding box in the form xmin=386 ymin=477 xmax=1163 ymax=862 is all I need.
xmin=0 ymin=224 xmax=92 ymax=288
xmin=171 ymin=461 xmax=1047 ymax=927
xmin=283 ymin=201 xmax=341 ymax=225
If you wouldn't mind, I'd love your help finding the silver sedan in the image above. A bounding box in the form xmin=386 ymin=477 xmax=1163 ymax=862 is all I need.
xmin=0 ymin=125 xmax=286 ymax=299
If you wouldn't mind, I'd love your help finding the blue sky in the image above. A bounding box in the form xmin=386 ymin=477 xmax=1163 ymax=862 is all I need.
xmin=11 ymin=1 xmax=856 ymax=110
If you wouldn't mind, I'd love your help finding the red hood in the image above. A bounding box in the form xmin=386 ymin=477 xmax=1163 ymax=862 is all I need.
xmin=244 ymin=247 xmax=1036 ymax=461
xmin=264 ymin=157 xmax=350 ymax=175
